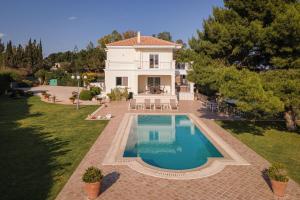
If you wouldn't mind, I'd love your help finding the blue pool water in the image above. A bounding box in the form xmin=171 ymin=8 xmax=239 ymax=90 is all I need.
xmin=123 ymin=115 xmax=223 ymax=170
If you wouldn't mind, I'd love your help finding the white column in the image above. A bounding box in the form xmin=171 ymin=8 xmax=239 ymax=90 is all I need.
xmin=190 ymin=82 xmax=194 ymax=94
xmin=171 ymin=74 xmax=175 ymax=95
xmin=132 ymin=74 xmax=138 ymax=95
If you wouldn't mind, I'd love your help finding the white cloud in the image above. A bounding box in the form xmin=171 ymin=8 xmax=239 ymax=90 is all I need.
xmin=68 ymin=16 xmax=78 ymax=20
xmin=0 ymin=33 xmax=4 ymax=38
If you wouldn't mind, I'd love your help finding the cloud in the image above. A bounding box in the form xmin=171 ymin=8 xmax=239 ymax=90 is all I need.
xmin=68 ymin=16 xmax=78 ymax=20
xmin=0 ymin=33 xmax=4 ymax=38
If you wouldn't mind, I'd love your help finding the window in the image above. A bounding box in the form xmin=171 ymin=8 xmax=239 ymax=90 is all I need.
xmin=149 ymin=54 xmax=159 ymax=68
xmin=116 ymin=77 xmax=128 ymax=86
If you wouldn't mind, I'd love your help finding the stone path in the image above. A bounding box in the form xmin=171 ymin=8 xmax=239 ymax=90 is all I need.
xmin=56 ymin=101 xmax=300 ymax=200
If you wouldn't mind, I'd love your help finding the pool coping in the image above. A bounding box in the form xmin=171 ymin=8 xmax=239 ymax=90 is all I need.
xmin=102 ymin=113 xmax=250 ymax=180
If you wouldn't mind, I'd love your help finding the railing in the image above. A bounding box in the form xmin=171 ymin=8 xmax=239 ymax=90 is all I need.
xmin=105 ymin=60 xmax=175 ymax=70
xmin=135 ymin=60 xmax=175 ymax=70
xmin=175 ymin=62 xmax=190 ymax=70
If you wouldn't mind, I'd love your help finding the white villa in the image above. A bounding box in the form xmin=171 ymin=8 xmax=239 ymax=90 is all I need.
xmin=104 ymin=32 xmax=194 ymax=101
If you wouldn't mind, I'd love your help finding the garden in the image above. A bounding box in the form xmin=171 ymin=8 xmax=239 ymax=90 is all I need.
xmin=0 ymin=95 xmax=107 ymax=200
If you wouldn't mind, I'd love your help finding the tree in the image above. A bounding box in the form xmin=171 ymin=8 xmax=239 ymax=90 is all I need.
xmin=175 ymin=39 xmax=186 ymax=48
xmin=188 ymin=54 xmax=284 ymax=119
xmin=261 ymin=70 xmax=300 ymax=130
xmin=189 ymin=0 xmax=300 ymax=69
xmin=0 ymin=39 xmax=4 ymax=53
xmin=4 ymin=41 xmax=14 ymax=67
xmin=122 ymin=30 xmax=137 ymax=39
xmin=97 ymin=30 xmax=122 ymax=48
xmin=34 ymin=69 xmax=47 ymax=84
xmin=219 ymin=68 xmax=284 ymax=119
xmin=156 ymin=32 xmax=172 ymax=41
xmin=0 ymin=39 xmax=4 ymax=67
xmin=86 ymin=41 xmax=94 ymax=50
xmin=267 ymin=4 xmax=300 ymax=68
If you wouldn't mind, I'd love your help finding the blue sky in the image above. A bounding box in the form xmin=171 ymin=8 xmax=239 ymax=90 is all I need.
xmin=0 ymin=0 xmax=223 ymax=56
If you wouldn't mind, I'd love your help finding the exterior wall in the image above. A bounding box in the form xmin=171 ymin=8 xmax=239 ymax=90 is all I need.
xmin=104 ymin=70 xmax=137 ymax=94
xmin=106 ymin=47 xmax=175 ymax=70
xmin=105 ymin=46 xmax=177 ymax=96
xmin=138 ymin=48 xmax=174 ymax=69
xmin=106 ymin=47 xmax=137 ymax=70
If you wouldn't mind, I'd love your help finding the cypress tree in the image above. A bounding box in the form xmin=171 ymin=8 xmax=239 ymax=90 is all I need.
xmin=5 ymin=41 xmax=14 ymax=67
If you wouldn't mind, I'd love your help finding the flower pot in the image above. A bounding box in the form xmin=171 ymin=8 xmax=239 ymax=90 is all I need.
xmin=271 ymin=179 xmax=288 ymax=197
xmin=84 ymin=181 xmax=101 ymax=199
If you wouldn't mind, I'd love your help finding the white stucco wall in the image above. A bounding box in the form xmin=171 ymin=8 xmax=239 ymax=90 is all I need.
xmin=105 ymin=46 xmax=176 ymax=95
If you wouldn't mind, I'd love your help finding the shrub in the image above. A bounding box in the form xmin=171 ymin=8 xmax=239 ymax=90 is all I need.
xmin=79 ymin=90 xmax=93 ymax=100
xmin=18 ymin=79 xmax=33 ymax=88
xmin=107 ymin=88 xmax=128 ymax=101
xmin=9 ymin=89 xmax=26 ymax=98
xmin=82 ymin=167 xmax=103 ymax=183
xmin=90 ymin=86 xmax=101 ymax=96
xmin=69 ymin=96 xmax=76 ymax=102
xmin=0 ymin=72 xmax=13 ymax=94
xmin=267 ymin=163 xmax=289 ymax=182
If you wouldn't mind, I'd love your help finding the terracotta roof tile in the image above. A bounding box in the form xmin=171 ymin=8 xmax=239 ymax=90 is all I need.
xmin=106 ymin=36 xmax=179 ymax=47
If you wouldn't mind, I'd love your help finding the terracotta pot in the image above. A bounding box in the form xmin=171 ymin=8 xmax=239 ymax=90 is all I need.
xmin=84 ymin=181 xmax=101 ymax=199
xmin=271 ymin=179 xmax=288 ymax=197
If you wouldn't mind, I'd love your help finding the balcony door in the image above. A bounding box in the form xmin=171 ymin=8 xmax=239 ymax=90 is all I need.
xmin=147 ymin=77 xmax=160 ymax=87
xmin=147 ymin=77 xmax=161 ymax=94
xmin=149 ymin=54 xmax=159 ymax=68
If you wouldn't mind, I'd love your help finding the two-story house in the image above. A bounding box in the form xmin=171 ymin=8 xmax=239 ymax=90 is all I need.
xmin=104 ymin=32 xmax=194 ymax=101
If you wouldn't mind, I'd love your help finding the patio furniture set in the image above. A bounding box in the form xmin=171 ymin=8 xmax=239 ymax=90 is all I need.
xmin=128 ymin=98 xmax=179 ymax=111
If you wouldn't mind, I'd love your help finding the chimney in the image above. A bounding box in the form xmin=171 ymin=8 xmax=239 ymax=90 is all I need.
xmin=137 ymin=31 xmax=141 ymax=43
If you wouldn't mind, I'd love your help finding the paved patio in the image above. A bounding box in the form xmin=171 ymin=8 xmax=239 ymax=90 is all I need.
xmin=22 ymin=86 xmax=100 ymax=105
xmin=56 ymin=100 xmax=300 ymax=200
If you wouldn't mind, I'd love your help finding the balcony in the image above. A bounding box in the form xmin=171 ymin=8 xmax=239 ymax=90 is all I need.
xmin=105 ymin=60 xmax=175 ymax=70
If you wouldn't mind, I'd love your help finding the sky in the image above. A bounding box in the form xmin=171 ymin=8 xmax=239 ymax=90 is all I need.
xmin=0 ymin=0 xmax=223 ymax=56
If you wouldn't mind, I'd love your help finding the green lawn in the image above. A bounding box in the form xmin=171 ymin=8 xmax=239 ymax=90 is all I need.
xmin=0 ymin=96 xmax=108 ymax=200
xmin=217 ymin=120 xmax=300 ymax=184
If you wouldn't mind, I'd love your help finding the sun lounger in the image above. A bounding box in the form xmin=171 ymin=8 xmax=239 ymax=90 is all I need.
xmin=170 ymin=99 xmax=179 ymax=111
xmin=144 ymin=99 xmax=152 ymax=110
xmin=128 ymin=99 xmax=137 ymax=110
xmin=154 ymin=99 xmax=162 ymax=110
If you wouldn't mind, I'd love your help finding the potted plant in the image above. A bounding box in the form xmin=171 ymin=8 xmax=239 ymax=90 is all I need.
xmin=267 ymin=163 xmax=289 ymax=197
xmin=69 ymin=96 xmax=75 ymax=104
xmin=82 ymin=166 xmax=103 ymax=199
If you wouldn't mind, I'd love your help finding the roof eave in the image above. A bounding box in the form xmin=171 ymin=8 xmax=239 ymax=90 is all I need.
xmin=133 ymin=45 xmax=180 ymax=49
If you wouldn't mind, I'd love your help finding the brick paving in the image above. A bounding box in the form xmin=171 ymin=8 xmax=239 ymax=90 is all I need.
xmin=56 ymin=101 xmax=300 ymax=200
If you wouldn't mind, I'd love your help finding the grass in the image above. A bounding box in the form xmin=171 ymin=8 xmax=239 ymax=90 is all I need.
xmin=217 ymin=120 xmax=300 ymax=184
xmin=0 ymin=96 xmax=108 ymax=200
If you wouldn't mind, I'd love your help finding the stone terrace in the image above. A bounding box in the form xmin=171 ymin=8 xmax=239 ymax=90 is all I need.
xmin=56 ymin=101 xmax=300 ymax=200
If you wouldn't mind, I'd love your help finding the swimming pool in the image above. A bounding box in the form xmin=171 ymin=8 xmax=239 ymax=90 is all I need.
xmin=123 ymin=115 xmax=223 ymax=170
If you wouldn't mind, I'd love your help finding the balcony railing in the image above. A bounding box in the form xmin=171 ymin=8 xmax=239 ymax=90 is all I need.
xmin=105 ymin=60 xmax=175 ymax=70
xmin=136 ymin=60 xmax=175 ymax=69
xmin=175 ymin=63 xmax=190 ymax=70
